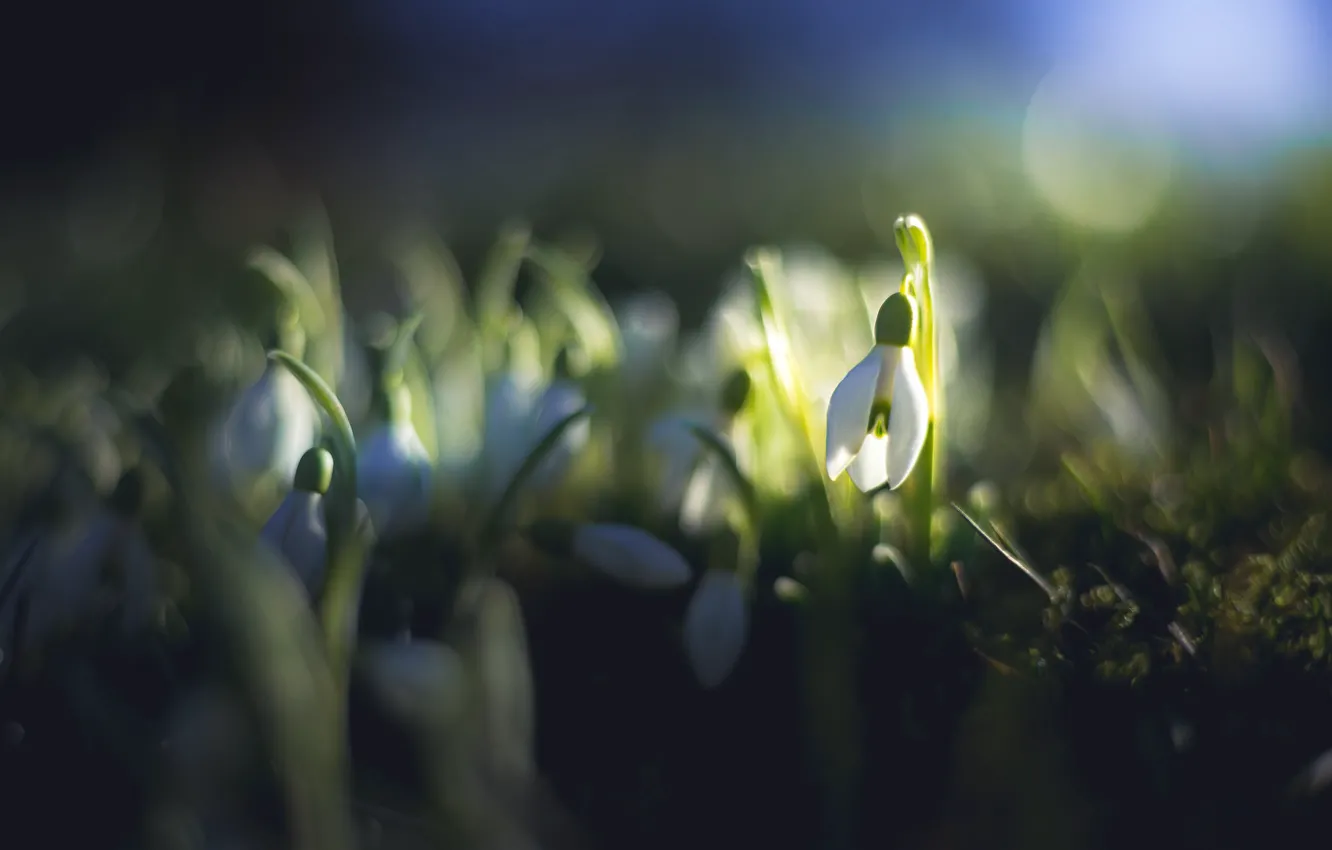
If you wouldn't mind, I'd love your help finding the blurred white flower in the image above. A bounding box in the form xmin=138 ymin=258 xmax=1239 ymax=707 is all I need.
xmin=683 ymin=569 xmax=748 ymax=689
xmin=825 ymin=293 xmax=929 ymax=493
xmin=357 ymin=414 xmax=434 ymax=538
xmin=478 ymin=370 xmax=544 ymax=502
xmin=526 ymin=375 xmax=591 ymax=492
xmin=647 ymin=369 xmax=751 ymax=534
xmin=259 ymin=447 xmax=372 ymax=598
xmin=259 ymin=488 xmax=328 ymax=598
xmin=209 ymin=362 xmax=318 ymax=495
xmin=19 ymin=471 xmax=158 ymax=650
xmin=614 ymin=290 xmax=679 ymax=386
xmin=571 ymin=523 xmax=692 ymax=589
xmin=647 ymin=412 xmax=726 ymax=525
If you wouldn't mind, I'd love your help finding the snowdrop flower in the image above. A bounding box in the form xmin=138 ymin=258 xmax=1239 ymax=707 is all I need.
xmin=210 ymin=358 xmax=318 ymax=494
xmin=825 ymin=292 xmax=930 ymax=493
xmin=650 ymin=369 xmax=751 ymax=534
xmin=259 ymin=447 xmax=338 ymax=598
xmin=20 ymin=467 xmax=159 ymax=649
xmin=358 ymin=380 xmax=433 ymax=538
xmin=477 ymin=370 xmax=544 ymax=502
xmin=526 ymin=349 xmax=591 ymax=491
xmin=614 ymin=290 xmax=679 ymax=386
xmin=525 ymin=519 xmax=692 ymax=590
xmin=683 ymin=568 xmax=749 ymax=689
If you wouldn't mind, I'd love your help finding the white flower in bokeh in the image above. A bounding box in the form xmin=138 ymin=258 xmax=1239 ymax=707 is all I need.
xmin=614 ymin=290 xmax=679 ymax=386
xmin=648 ymin=369 xmax=751 ymax=534
xmin=210 ymin=360 xmax=318 ymax=494
xmin=357 ymin=402 xmax=434 ymax=538
xmin=524 ymin=352 xmax=591 ymax=492
xmin=259 ymin=447 xmax=372 ymax=598
xmin=20 ymin=468 xmax=159 ymax=649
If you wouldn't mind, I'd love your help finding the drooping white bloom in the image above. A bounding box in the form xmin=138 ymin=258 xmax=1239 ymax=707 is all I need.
xmin=647 ymin=369 xmax=751 ymax=534
xmin=647 ymin=409 xmax=716 ymax=513
xmin=259 ymin=488 xmax=328 ymax=597
xmin=478 ymin=370 xmax=543 ymax=502
xmin=570 ymin=523 xmax=693 ymax=589
xmin=210 ymin=362 xmax=318 ymax=493
xmin=683 ymin=569 xmax=749 ymax=689
xmin=824 ymin=292 xmax=930 ymax=493
xmin=526 ymin=376 xmax=590 ymax=491
xmin=19 ymin=475 xmax=158 ymax=649
xmin=357 ymin=392 xmax=434 ymax=539
xmin=614 ymin=290 xmax=679 ymax=386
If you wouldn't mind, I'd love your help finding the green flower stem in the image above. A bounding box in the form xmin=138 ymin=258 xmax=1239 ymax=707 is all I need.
xmin=477 ymin=404 xmax=594 ymax=549
xmin=268 ymin=351 xmax=362 ymax=696
xmin=893 ymin=214 xmax=944 ymax=569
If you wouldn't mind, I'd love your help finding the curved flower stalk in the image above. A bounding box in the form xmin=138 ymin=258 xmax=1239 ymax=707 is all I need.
xmin=268 ymin=351 xmax=362 ymax=695
xmin=17 ymin=467 xmax=159 ymax=653
xmin=260 ymin=447 xmax=372 ymax=600
xmin=824 ymin=291 xmax=930 ymax=494
xmin=212 ymin=244 xmax=332 ymax=504
xmin=523 ymin=519 xmax=692 ymax=589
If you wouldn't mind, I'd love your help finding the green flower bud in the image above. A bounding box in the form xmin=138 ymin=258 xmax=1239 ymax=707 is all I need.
xmin=720 ymin=369 xmax=752 ymax=417
xmin=874 ymin=291 xmax=917 ymax=347
xmin=294 ymin=447 xmax=334 ymax=494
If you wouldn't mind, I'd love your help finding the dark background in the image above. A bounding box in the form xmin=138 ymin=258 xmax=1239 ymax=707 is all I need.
xmin=0 ymin=0 xmax=1329 ymax=370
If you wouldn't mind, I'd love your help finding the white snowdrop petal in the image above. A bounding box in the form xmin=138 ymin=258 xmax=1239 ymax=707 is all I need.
xmin=616 ymin=291 xmax=679 ymax=385
xmin=261 ymin=491 xmax=328 ymax=596
xmin=683 ymin=569 xmax=749 ymax=689
xmin=886 ymin=348 xmax=931 ymax=490
xmin=572 ymin=524 xmax=692 ymax=589
xmin=527 ymin=380 xmax=589 ymax=490
xmin=357 ymin=423 xmax=434 ymax=536
xmin=218 ymin=367 xmax=317 ymax=484
xmin=481 ymin=372 xmax=542 ymax=499
xmin=824 ymin=348 xmax=882 ymax=480
xmin=847 ymin=433 xmax=891 ymax=493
